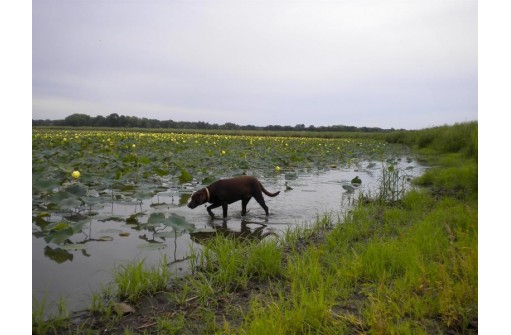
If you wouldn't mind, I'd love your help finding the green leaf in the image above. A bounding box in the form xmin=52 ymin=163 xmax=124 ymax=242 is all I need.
xmin=153 ymin=167 xmax=169 ymax=176
xmin=238 ymin=160 xmax=249 ymax=170
xmin=201 ymin=176 xmax=217 ymax=185
xmin=51 ymin=191 xmax=75 ymax=203
xmin=65 ymin=183 xmax=87 ymax=197
xmin=179 ymin=168 xmax=193 ymax=184
xmin=58 ymin=198 xmax=83 ymax=209
xmin=123 ymin=154 xmax=137 ymax=163
xmin=179 ymin=193 xmax=191 ymax=207
xmin=36 ymin=212 xmax=51 ymax=218
xmin=351 ymin=176 xmax=362 ymax=185
xmin=97 ymin=236 xmax=114 ymax=242
xmin=57 ymin=164 xmax=74 ymax=173
xmin=126 ymin=214 xmax=140 ymax=224
xmin=138 ymin=156 xmax=151 ymax=165
xmin=44 ymin=227 xmax=74 ymax=245
xmin=147 ymin=212 xmax=165 ymax=225
xmin=162 ymin=214 xmax=195 ymax=233
xmin=133 ymin=190 xmax=154 ymax=200
xmin=50 ymin=221 xmax=71 ymax=231
xmin=33 ymin=179 xmax=61 ymax=193
xmin=71 ymin=219 xmax=90 ymax=233
xmin=81 ymin=196 xmax=107 ymax=207
xmin=33 ymin=216 xmax=51 ymax=230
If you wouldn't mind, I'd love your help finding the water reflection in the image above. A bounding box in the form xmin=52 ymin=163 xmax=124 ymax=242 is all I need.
xmin=44 ymin=246 xmax=74 ymax=263
xmin=190 ymin=219 xmax=277 ymax=245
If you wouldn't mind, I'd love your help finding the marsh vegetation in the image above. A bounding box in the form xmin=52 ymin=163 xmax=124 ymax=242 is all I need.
xmin=32 ymin=122 xmax=477 ymax=334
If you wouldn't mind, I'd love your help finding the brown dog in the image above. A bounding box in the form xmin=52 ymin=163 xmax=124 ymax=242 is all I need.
xmin=187 ymin=176 xmax=280 ymax=218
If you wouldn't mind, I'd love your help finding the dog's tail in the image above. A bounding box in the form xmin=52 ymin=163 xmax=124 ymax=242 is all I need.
xmin=260 ymin=183 xmax=280 ymax=197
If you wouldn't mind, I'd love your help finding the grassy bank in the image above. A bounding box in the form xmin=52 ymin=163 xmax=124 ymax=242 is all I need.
xmin=33 ymin=122 xmax=477 ymax=334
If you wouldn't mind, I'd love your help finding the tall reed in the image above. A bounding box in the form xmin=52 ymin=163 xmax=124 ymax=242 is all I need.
xmin=376 ymin=163 xmax=410 ymax=203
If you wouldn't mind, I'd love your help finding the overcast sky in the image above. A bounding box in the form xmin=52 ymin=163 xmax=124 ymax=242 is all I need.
xmin=32 ymin=0 xmax=477 ymax=129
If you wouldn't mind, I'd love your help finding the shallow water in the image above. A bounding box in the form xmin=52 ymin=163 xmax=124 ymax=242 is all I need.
xmin=32 ymin=158 xmax=425 ymax=315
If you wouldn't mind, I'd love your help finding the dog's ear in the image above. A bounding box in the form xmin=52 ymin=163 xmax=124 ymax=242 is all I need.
xmin=198 ymin=189 xmax=207 ymax=204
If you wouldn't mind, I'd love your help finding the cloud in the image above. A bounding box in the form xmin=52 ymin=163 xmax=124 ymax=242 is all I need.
xmin=32 ymin=0 xmax=477 ymax=129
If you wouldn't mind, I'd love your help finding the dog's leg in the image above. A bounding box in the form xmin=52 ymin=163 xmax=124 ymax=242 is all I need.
xmin=222 ymin=204 xmax=228 ymax=218
xmin=207 ymin=203 xmax=221 ymax=218
xmin=241 ymin=197 xmax=251 ymax=216
xmin=253 ymin=192 xmax=270 ymax=216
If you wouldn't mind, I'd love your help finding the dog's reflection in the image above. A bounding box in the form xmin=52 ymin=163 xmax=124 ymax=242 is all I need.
xmin=190 ymin=219 xmax=277 ymax=245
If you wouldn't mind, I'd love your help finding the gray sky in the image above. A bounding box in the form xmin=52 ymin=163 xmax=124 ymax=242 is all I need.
xmin=32 ymin=0 xmax=477 ymax=129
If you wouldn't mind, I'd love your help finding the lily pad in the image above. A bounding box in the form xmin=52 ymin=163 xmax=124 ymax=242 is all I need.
xmin=150 ymin=202 xmax=171 ymax=209
xmin=133 ymin=190 xmax=154 ymax=201
xmin=351 ymin=176 xmax=362 ymax=185
xmin=45 ymin=221 xmax=71 ymax=232
xmin=179 ymin=194 xmax=191 ymax=207
xmin=97 ymin=236 xmax=114 ymax=242
xmin=44 ymin=227 xmax=74 ymax=245
xmin=201 ymin=176 xmax=217 ymax=185
xmin=33 ymin=179 xmax=61 ymax=194
xmin=58 ymin=198 xmax=83 ymax=209
xmin=98 ymin=215 xmax=126 ymax=222
xmin=179 ymin=168 xmax=193 ymax=184
xmin=81 ymin=196 xmax=107 ymax=207
xmin=147 ymin=212 xmax=166 ymax=225
xmin=65 ymin=184 xmax=88 ymax=197
xmin=162 ymin=214 xmax=196 ymax=233
xmin=153 ymin=167 xmax=170 ymax=176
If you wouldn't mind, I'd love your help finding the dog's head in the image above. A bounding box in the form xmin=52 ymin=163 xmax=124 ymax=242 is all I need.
xmin=187 ymin=188 xmax=209 ymax=209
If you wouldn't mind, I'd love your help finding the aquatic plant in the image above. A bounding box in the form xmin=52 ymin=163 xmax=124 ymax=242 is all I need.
xmin=32 ymin=129 xmax=392 ymax=248
xmin=375 ymin=163 xmax=410 ymax=203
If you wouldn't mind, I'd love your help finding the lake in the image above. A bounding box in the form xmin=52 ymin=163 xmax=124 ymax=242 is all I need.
xmin=33 ymin=157 xmax=425 ymax=316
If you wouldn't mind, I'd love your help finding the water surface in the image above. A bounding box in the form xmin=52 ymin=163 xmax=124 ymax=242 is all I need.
xmin=33 ymin=158 xmax=424 ymax=314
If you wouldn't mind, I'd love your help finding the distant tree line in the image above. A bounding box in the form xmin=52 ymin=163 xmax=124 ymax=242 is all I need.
xmin=32 ymin=113 xmax=399 ymax=132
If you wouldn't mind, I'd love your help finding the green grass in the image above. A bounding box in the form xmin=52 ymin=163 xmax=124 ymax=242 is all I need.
xmin=383 ymin=121 xmax=477 ymax=159
xmin=234 ymin=189 xmax=477 ymax=334
xmin=154 ymin=313 xmax=185 ymax=335
xmin=414 ymin=155 xmax=477 ymax=199
xmin=32 ymin=295 xmax=70 ymax=335
xmin=114 ymin=255 xmax=171 ymax=303
xmin=232 ymin=123 xmax=478 ymax=334
xmin=193 ymin=235 xmax=284 ymax=292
